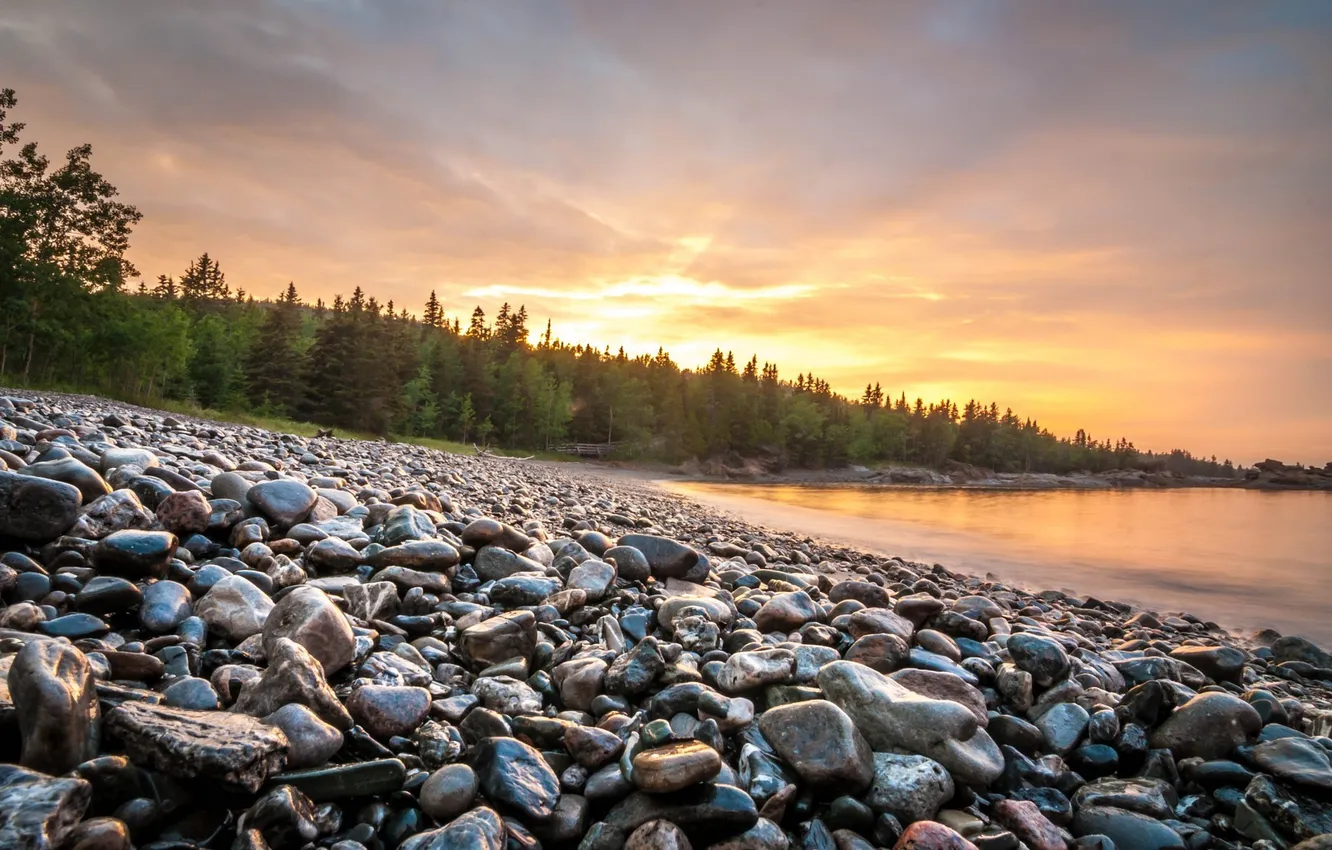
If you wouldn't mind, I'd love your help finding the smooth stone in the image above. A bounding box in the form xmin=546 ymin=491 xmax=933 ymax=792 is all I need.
xmin=459 ymin=611 xmax=537 ymax=668
xmin=69 ymin=489 xmax=154 ymax=538
xmin=91 ymin=530 xmax=177 ymax=580
xmin=632 ymin=740 xmax=724 ymax=793
xmin=162 ymin=676 xmax=219 ymax=710
xmin=139 ymin=581 xmax=192 ymax=633
xmin=754 ymin=590 xmax=820 ymax=632
xmin=1006 ymin=633 xmax=1070 ymax=687
xmin=76 ymin=576 xmax=141 ymax=617
xmin=247 ymin=479 xmax=318 ymax=527
xmin=1035 ymin=702 xmax=1089 ymax=755
xmin=625 ymin=819 xmax=693 ymax=850
xmin=716 ymin=648 xmax=794 ymax=692
xmin=893 ymin=821 xmax=979 ymax=849
xmin=195 ymin=574 xmax=274 ymax=643
xmin=10 ymin=639 xmax=100 ymax=774
xmin=474 ymin=546 xmax=546 ymax=582
xmin=18 ymin=457 xmax=110 ymax=503
xmin=889 ymin=668 xmax=988 ymax=728
xmin=817 ymin=660 xmax=1003 ymax=786
xmin=758 ymin=699 xmax=873 ymax=796
xmin=344 ymin=581 xmax=400 ymax=622
xmin=266 ymin=704 xmax=344 ymax=768
xmin=419 ymin=763 xmax=479 ymax=822
xmin=348 ymin=684 xmax=432 ymax=739
xmin=1250 ymin=736 xmax=1332 ymax=791
xmin=306 ymin=537 xmax=363 ymax=571
xmin=267 ymin=758 xmax=406 ymax=802
xmin=104 ymin=701 xmax=287 ymax=793
xmin=1149 ymin=692 xmax=1261 ymax=760
xmin=38 ymin=613 xmax=109 ymax=640
xmin=1070 ymin=806 xmax=1185 ymax=850
xmin=262 ymin=585 xmax=355 ymax=675
xmin=0 ymin=470 xmax=83 ymax=540
xmin=616 ymin=533 xmax=701 ymax=579
xmin=991 ymin=799 xmax=1065 ymax=850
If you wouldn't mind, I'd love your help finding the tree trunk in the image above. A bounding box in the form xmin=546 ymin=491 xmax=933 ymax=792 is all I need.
xmin=23 ymin=329 xmax=34 ymax=380
xmin=0 ymin=343 xmax=7 ymax=377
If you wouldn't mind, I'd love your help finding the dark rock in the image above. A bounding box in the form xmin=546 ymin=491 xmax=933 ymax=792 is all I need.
xmin=0 ymin=764 xmax=92 ymax=850
xmin=91 ymin=530 xmax=177 ymax=580
xmin=471 ymin=736 xmax=560 ymax=821
xmin=1070 ymin=806 xmax=1184 ymax=849
xmin=0 ymin=470 xmax=83 ymax=541
xmin=267 ymin=758 xmax=406 ymax=802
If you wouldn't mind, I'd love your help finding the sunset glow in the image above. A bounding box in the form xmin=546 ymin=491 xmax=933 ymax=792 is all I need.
xmin=2 ymin=1 xmax=1328 ymax=463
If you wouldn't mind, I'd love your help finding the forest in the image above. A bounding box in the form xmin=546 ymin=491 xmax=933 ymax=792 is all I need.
xmin=0 ymin=87 xmax=1238 ymax=477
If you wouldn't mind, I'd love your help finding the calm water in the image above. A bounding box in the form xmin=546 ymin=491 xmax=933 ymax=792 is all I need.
xmin=663 ymin=483 xmax=1332 ymax=644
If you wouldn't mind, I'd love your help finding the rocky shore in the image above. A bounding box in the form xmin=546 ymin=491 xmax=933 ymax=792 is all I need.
xmin=1 ymin=389 xmax=1331 ymax=850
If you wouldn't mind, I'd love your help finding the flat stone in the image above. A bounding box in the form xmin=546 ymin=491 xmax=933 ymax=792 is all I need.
xmin=105 ymin=701 xmax=287 ymax=793
xmin=90 ymin=530 xmax=177 ymax=580
xmin=267 ymin=758 xmax=406 ymax=802
xmin=632 ymin=740 xmax=724 ymax=793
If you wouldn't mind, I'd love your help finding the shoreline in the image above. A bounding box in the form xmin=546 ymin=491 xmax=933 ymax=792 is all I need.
xmin=592 ymin=461 xmax=1332 ymax=492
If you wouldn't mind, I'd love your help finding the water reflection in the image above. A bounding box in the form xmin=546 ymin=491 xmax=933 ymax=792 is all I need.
xmin=664 ymin=483 xmax=1332 ymax=643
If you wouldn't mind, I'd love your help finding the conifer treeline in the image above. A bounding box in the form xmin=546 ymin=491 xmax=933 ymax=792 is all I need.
xmin=0 ymin=86 xmax=1238 ymax=475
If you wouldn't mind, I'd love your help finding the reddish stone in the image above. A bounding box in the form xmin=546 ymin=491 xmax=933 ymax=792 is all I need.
xmin=992 ymin=799 xmax=1064 ymax=850
xmin=894 ymin=821 xmax=978 ymax=850
xmin=156 ymin=490 xmax=211 ymax=537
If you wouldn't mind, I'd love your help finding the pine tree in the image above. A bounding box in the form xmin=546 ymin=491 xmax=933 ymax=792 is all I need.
xmin=423 ymin=290 xmax=442 ymax=328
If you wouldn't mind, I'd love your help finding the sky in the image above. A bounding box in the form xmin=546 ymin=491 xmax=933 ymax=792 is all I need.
xmin=2 ymin=1 xmax=1329 ymax=464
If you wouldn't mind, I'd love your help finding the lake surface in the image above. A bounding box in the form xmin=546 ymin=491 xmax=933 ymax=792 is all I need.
xmin=662 ymin=482 xmax=1332 ymax=644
